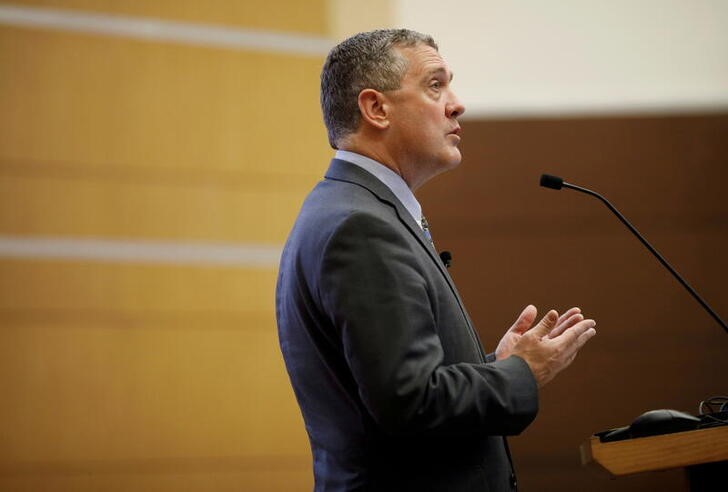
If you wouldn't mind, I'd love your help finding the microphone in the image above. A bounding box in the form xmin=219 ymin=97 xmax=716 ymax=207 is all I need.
xmin=540 ymin=174 xmax=564 ymax=190
xmin=439 ymin=251 xmax=452 ymax=268
xmin=540 ymin=173 xmax=727 ymax=334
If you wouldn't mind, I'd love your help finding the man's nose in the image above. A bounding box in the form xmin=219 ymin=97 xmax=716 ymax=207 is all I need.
xmin=446 ymin=92 xmax=465 ymax=119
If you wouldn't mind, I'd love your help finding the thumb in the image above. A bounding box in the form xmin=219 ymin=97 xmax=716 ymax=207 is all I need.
xmin=509 ymin=305 xmax=537 ymax=334
xmin=530 ymin=310 xmax=559 ymax=338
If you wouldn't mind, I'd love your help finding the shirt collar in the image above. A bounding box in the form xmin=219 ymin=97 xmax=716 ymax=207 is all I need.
xmin=335 ymin=150 xmax=423 ymax=229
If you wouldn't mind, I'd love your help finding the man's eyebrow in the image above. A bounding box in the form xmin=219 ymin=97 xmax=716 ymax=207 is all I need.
xmin=424 ymin=67 xmax=454 ymax=81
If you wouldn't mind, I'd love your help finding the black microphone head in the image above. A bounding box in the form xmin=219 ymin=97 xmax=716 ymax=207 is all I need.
xmin=540 ymin=174 xmax=564 ymax=190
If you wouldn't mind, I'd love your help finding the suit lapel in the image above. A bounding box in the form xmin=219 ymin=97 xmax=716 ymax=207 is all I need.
xmin=325 ymin=159 xmax=445 ymax=274
xmin=324 ymin=159 xmax=484 ymax=358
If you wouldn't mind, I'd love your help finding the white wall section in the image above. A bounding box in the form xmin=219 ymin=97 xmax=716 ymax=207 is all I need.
xmin=396 ymin=0 xmax=728 ymax=117
xmin=0 ymin=235 xmax=281 ymax=268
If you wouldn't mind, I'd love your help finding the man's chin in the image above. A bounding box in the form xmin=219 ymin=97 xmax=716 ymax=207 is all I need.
xmin=434 ymin=152 xmax=462 ymax=176
xmin=445 ymin=149 xmax=463 ymax=169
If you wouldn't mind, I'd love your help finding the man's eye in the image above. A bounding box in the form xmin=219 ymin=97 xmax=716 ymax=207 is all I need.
xmin=430 ymin=81 xmax=441 ymax=90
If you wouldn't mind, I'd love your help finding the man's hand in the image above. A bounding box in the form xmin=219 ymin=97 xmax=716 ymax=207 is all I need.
xmin=497 ymin=305 xmax=597 ymax=388
xmin=495 ymin=305 xmax=585 ymax=361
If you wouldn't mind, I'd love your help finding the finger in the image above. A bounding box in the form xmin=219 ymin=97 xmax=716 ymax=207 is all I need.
xmin=556 ymin=307 xmax=581 ymax=326
xmin=508 ymin=305 xmax=537 ymax=334
xmin=575 ymin=326 xmax=597 ymax=349
xmin=557 ymin=319 xmax=596 ymax=346
xmin=529 ymin=310 xmax=559 ymax=338
xmin=548 ymin=313 xmax=584 ymax=339
xmin=566 ymin=325 xmax=597 ymax=366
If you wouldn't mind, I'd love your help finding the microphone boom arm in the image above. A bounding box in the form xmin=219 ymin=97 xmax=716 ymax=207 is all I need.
xmin=545 ymin=176 xmax=727 ymax=334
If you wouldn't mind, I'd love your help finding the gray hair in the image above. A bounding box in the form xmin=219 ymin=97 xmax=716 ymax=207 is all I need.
xmin=320 ymin=29 xmax=438 ymax=149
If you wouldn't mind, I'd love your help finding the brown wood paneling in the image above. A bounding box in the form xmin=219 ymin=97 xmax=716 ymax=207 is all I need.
xmin=419 ymin=113 xmax=728 ymax=492
xmin=0 ymin=18 xmax=325 ymax=489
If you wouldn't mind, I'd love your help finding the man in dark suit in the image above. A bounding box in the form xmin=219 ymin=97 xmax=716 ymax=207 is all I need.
xmin=276 ymin=29 xmax=596 ymax=491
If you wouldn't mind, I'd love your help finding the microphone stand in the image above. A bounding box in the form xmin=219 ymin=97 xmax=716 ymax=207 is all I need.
xmin=540 ymin=174 xmax=727 ymax=334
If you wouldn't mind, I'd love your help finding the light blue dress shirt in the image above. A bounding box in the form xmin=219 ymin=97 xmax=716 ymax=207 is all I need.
xmin=335 ymin=150 xmax=423 ymax=230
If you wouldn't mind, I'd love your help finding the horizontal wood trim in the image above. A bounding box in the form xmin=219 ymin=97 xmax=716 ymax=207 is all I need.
xmin=0 ymin=235 xmax=282 ymax=268
xmin=6 ymin=0 xmax=328 ymax=35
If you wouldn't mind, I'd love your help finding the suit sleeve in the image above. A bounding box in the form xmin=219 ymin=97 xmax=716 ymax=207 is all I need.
xmin=318 ymin=211 xmax=538 ymax=437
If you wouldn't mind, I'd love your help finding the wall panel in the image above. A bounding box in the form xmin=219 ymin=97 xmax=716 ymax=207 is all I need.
xmin=0 ymin=172 xmax=315 ymax=242
xmin=0 ymin=259 xmax=277 ymax=312
xmin=419 ymin=113 xmax=728 ymax=491
xmin=0 ymin=258 xmax=311 ymax=486
xmin=7 ymin=0 xmax=328 ymax=35
xmin=0 ymin=320 xmax=306 ymax=461
xmin=0 ymin=27 xmax=329 ymax=177
xmin=0 ymin=466 xmax=313 ymax=492
xmin=0 ymin=1 xmax=331 ymax=489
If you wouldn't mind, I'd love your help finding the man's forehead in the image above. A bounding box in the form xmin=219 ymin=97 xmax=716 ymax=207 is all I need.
xmin=397 ymin=44 xmax=453 ymax=79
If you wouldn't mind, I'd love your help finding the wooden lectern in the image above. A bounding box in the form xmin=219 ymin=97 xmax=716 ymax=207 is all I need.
xmin=581 ymin=426 xmax=728 ymax=491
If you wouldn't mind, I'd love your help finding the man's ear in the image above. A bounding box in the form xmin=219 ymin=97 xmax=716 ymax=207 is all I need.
xmin=357 ymin=89 xmax=390 ymax=130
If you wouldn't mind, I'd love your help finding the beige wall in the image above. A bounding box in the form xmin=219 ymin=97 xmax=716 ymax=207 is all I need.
xmin=397 ymin=0 xmax=728 ymax=117
xmin=0 ymin=1 xmax=365 ymax=490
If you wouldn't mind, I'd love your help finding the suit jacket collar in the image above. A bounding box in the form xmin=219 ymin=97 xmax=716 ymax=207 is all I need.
xmin=325 ymin=158 xmax=401 ymax=205
xmin=325 ymin=158 xmax=454 ymax=295
xmin=325 ymin=158 xmax=428 ymax=251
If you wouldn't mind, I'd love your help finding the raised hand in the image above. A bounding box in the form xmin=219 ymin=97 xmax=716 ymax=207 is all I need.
xmin=508 ymin=308 xmax=596 ymax=388
xmin=495 ymin=305 xmax=584 ymax=361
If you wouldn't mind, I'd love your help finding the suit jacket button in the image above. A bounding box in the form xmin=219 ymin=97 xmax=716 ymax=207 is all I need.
xmin=510 ymin=473 xmax=517 ymax=490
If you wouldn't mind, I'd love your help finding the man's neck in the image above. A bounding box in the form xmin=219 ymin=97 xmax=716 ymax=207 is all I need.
xmin=338 ymin=141 xmax=428 ymax=190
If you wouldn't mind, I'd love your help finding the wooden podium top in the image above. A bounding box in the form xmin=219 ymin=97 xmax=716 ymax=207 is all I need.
xmin=581 ymin=426 xmax=728 ymax=476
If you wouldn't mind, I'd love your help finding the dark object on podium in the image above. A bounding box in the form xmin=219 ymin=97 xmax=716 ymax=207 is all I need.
xmin=596 ymin=409 xmax=728 ymax=443
xmin=581 ymin=425 xmax=728 ymax=491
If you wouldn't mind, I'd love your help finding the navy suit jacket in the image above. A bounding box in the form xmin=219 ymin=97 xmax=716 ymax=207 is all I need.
xmin=276 ymin=159 xmax=538 ymax=491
